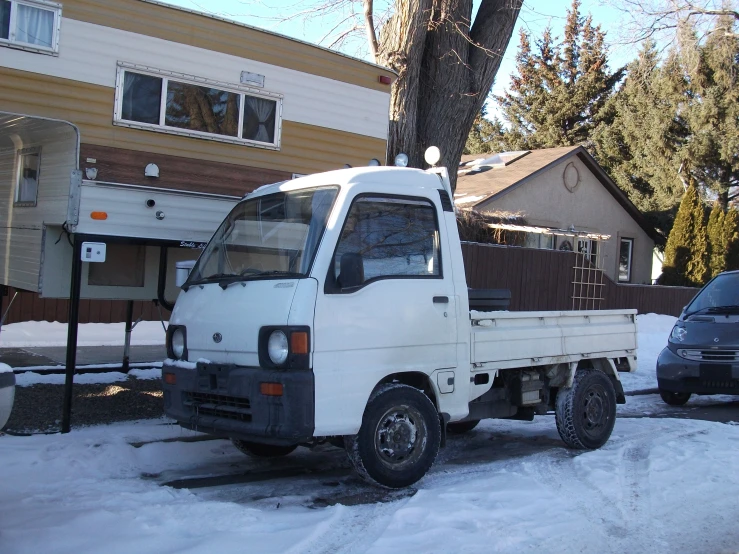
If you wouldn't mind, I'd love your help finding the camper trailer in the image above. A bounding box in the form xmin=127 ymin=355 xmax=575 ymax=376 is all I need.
xmin=0 ymin=0 xmax=392 ymax=310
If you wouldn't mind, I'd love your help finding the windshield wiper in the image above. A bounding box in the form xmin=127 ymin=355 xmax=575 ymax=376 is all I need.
xmin=686 ymin=305 xmax=739 ymax=317
xmin=186 ymin=271 xmax=301 ymax=291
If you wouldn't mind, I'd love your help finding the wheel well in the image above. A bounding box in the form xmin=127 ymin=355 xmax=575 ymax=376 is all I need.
xmin=375 ymin=372 xmax=439 ymax=409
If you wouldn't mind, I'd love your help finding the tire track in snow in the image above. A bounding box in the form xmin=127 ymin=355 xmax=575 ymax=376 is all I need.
xmin=299 ymin=490 xmax=415 ymax=554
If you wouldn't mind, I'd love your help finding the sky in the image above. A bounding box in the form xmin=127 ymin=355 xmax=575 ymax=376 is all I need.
xmin=158 ymin=0 xmax=636 ymax=107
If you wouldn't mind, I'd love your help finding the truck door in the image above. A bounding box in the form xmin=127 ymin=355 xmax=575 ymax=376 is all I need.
xmin=312 ymin=194 xmax=458 ymax=435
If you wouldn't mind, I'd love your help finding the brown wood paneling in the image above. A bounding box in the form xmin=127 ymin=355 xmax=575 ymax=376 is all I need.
xmin=80 ymin=144 xmax=291 ymax=197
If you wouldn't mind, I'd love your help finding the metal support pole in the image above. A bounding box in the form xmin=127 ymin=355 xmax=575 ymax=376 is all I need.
xmin=61 ymin=236 xmax=83 ymax=434
xmin=122 ymin=300 xmax=134 ymax=373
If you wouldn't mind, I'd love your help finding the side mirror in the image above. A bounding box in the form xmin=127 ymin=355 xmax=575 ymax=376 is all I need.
xmin=338 ymin=252 xmax=364 ymax=289
xmin=176 ymin=260 xmax=197 ymax=287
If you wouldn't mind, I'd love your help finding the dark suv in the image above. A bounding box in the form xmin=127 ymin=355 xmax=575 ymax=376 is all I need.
xmin=657 ymin=270 xmax=739 ymax=405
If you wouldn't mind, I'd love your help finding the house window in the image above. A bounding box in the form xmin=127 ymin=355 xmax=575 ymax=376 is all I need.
xmin=0 ymin=0 xmax=61 ymax=54
xmin=15 ymin=147 xmax=40 ymax=206
xmin=619 ymin=238 xmax=634 ymax=282
xmin=330 ymin=196 xmax=441 ymax=290
xmin=114 ymin=63 xmax=283 ymax=149
xmin=577 ymin=238 xmax=598 ymax=266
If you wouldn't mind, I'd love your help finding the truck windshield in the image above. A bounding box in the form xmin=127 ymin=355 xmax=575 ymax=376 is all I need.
xmin=186 ymin=186 xmax=339 ymax=286
xmin=684 ymin=272 xmax=739 ymax=316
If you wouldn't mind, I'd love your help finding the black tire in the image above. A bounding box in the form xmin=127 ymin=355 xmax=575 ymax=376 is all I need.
xmin=659 ymin=389 xmax=691 ymax=406
xmin=555 ymin=369 xmax=616 ymax=450
xmin=447 ymin=419 xmax=480 ymax=434
xmin=345 ymin=383 xmax=440 ymax=489
xmin=231 ymin=439 xmax=298 ymax=458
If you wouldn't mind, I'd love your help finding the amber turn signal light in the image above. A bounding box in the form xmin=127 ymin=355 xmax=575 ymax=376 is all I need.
xmin=163 ymin=372 xmax=177 ymax=385
xmin=260 ymin=382 xmax=283 ymax=396
xmin=90 ymin=211 xmax=108 ymax=220
xmin=290 ymin=331 xmax=309 ymax=355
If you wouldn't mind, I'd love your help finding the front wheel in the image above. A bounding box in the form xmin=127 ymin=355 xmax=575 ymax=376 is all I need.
xmin=555 ymin=369 xmax=616 ymax=449
xmin=231 ymin=439 xmax=298 ymax=458
xmin=345 ymin=383 xmax=440 ymax=488
xmin=659 ymin=389 xmax=691 ymax=406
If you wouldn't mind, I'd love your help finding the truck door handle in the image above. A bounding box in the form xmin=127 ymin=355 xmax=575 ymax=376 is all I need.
xmin=433 ymin=296 xmax=449 ymax=304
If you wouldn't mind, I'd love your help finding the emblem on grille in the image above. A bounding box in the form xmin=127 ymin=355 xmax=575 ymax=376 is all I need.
xmin=714 ymin=338 xmax=720 ymax=343
xmin=213 ymin=332 xmax=222 ymax=343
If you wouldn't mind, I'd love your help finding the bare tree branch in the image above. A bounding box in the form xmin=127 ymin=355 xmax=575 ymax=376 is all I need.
xmin=363 ymin=0 xmax=380 ymax=61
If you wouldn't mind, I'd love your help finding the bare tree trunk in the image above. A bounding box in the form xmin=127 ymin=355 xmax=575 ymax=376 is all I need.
xmin=377 ymin=0 xmax=522 ymax=190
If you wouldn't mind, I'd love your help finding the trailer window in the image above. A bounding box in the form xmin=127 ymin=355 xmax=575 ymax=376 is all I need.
xmin=330 ymin=196 xmax=441 ymax=289
xmin=114 ymin=63 xmax=283 ymax=150
xmin=0 ymin=0 xmax=61 ymax=54
xmin=15 ymin=146 xmax=40 ymax=206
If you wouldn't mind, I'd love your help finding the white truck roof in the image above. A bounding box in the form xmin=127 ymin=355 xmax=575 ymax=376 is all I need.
xmin=246 ymin=166 xmax=447 ymax=199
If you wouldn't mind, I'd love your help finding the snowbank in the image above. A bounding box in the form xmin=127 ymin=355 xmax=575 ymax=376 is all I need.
xmin=0 ymin=320 xmax=166 ymax=348
xmin=619 ymin=313 xmax=676 ymax=393
xmin=0 ymin=362 xmax=12 ymax=373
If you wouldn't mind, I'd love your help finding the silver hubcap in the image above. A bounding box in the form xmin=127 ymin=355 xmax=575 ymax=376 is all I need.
xmin=374 ymin=405 xmax=426 ymax=468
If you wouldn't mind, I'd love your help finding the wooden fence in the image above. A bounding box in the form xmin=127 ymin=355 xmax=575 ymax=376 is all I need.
xmin=1 ymin=243 xmax=698 ymax=324
xmin=461 ymin=242 xmax=698 ymax=316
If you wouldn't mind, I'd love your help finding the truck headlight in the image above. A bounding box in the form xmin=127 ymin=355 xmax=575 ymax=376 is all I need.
xmin=258 ymin=326 xmax=311 ymax=370
xmin=670 ymin=325 xmax=687 ymax=343
xmin=267 ymin=330 xmax=289 ymax=365
xmin=167 ymin=325 xmax=188 ymax=360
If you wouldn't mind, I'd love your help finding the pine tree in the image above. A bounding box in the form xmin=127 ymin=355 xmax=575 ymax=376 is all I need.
xmin=707 ymin=202 xmax=727 ymax=277
xmin=494 ymin=0 xmax=623 ymax=150
xmin=677 ymin=15 xmax=739 ymax=209
xmin=591 ymin=43 xmax=688 ymax=237
xmin=724 ymin=208 xmax=739 ymax=272
xmin=659 ymin=182 xmax=709 ymax=286
xmin=464 ymin=107 xmax=507 ymax=155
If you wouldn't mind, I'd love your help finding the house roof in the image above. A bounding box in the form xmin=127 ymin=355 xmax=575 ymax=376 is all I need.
xmin=455 ymin=146 xmax=665 ymax=245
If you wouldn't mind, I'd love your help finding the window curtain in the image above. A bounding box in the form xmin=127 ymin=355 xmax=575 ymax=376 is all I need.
xmin=245 ymin=97 xmax=275 ymax=143
xmin=16 ymin=4 xmax=53 ymax=47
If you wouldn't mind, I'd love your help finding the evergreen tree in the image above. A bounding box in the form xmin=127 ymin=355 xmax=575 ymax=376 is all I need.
xmin=678 ymin=15 xmax=739 ymax=209
xmin=707 ymin=201 xmax=727 ymax=277
xmin=659 ymin=181 xmax=710 ymax=286
xmin=494 ymin=0 xmax=623 ymax=150
xmin=724 ymin=208 xmax=739 ymax=272
xmin=591 ymin=43 xmax=688 ymax=237
xmin=464 ymin=107 xmax=507 ymax=155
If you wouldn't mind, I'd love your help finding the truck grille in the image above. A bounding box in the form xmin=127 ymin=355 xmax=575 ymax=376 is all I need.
xmin=184 ymin=392 xmax=252 ymax=422
xmin=680 ymin=349 xmax=738 ymax=362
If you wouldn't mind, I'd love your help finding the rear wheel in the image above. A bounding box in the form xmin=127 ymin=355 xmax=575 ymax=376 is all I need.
xmin=555 ymin=369 xmax=616 ymax=449
xmin=345 ymin=383 xmax=440 ymax=489
xmin=231 ymin=439 xmax=297 ymax=458
xmin=659 ymin=390 xmax=691 ymax=406
xmin=447 ymin=419 xmax=480 ymax=434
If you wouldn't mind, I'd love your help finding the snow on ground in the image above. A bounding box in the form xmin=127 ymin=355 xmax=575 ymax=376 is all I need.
xmin=0 ymin=363 xmax=11 ymax=373
xmin=1 ymin=417 xmax=738 ymax=554
xmin=2 ymin=313 xmax=739 ymax=553
xmin=620 ymin=313 xmax=675 ymax=393
xmin=0 ymin=321 xmax=166 ymax=348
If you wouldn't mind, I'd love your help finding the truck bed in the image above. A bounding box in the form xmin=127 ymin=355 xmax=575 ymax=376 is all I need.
xmin=469 ymin=309 xmax=637 ymax=370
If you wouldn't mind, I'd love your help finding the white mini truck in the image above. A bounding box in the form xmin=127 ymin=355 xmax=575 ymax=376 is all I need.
xmin=162 ymin=165 xmax=637 ymax=488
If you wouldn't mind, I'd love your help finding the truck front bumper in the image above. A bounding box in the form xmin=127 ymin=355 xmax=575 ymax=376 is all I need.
xmin=162 ymin=361 xmax=315 ymax=445
xmin=657 ymin=347 xmax=739 ymax=395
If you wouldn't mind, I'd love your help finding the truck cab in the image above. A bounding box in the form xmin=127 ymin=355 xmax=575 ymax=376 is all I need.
xmin=163 ymin=165 xmax=637 ymax=488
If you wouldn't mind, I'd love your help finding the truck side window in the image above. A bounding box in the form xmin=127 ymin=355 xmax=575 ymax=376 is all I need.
xmin=331 ymin=196 xmax=441 ymax=289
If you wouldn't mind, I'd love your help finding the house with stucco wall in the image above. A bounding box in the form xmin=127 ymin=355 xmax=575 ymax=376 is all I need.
xmin=455 ymin=146 xmax=664 ymax=284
